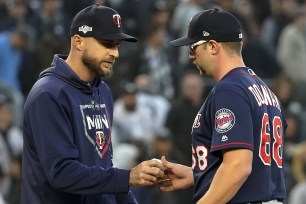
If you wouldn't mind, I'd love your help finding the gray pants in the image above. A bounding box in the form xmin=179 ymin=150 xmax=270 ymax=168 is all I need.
xmin=262 ymin=200 xmax=282 ymax=204
xmin=247 ymin=200 xmax=283 ymax=204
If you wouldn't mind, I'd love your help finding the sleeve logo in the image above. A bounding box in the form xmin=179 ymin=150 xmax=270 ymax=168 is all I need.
xmin=215 ymin=108 xmax=235 ymax=133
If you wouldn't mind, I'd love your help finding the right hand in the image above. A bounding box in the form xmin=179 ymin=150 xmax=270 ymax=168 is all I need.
xmin=158 ymin=156 xmax=194 ymax=192
xmin=129 ymin=159 xmax=165 ymax=187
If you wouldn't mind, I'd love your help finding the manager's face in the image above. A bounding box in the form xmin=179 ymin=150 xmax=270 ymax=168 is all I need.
xmin=82 ymin=37 xmax=120 ymax=78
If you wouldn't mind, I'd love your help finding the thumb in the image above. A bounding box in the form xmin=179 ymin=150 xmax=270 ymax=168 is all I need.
xmin=161 ymin=156 xmax=173 ymax=169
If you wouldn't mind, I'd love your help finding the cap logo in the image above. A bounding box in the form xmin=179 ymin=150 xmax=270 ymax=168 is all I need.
xmin=113 ymin=14 xmax=121 ymax=28
xmin=203 ymin=31 xmax=210 ymax=37
xmin=78 ymin=25 xmax=92 ymax=34
xmin=239 ymin=33 xmax=243 ymax=39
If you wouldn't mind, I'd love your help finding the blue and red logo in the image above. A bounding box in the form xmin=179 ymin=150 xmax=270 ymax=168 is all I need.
xmin=96 ymin=131 xmax=105 ymax=150
xmin=193 ymin=113 xmax=202 ymax=129
xmin=215 ymin=108 xmax=235 ymax=133
xmin=113 ymin=14 xmax=121 ymax=28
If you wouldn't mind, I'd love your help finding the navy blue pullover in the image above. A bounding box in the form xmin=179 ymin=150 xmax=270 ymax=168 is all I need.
xmin=21 ymin=55 xmax=138 ymax=204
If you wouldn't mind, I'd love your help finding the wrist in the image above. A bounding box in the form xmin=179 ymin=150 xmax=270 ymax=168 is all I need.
xmin=187 ymin=167 xmax=194 ymax=186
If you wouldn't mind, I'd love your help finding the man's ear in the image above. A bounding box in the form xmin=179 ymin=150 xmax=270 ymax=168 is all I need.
xmin=209 ymin=40 xmax=219 ymax=55
xmin=72 ymin=35 xmax=83 ymax=51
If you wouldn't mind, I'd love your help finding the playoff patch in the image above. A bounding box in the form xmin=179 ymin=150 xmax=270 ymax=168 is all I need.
xmin=215 ymin=108 xmax=235 ymax=133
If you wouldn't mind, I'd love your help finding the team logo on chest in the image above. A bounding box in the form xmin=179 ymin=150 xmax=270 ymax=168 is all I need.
xmin=80 ymin=103 xmax=111 ymax=159
xmin=215 ymin=108 xmax=235 ymax=133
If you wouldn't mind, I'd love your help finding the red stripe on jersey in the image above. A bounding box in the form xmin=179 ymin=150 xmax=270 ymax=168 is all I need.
xmin=211 ymin=142 xmax=253 ymax=149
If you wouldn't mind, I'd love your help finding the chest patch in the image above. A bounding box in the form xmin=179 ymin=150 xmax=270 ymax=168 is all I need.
xmin=215 ymin=108 xmax=235 ymax=133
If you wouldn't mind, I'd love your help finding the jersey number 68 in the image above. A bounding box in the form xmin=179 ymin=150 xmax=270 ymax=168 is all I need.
xmin=259 ymin=113 xmax=283 ymax=168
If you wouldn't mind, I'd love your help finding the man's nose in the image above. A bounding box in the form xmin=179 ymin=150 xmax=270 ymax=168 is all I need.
xmin=109 ymin=47 xmax=119 ymax=58
xmin=189 ymin=52 xmax=195 ymax=60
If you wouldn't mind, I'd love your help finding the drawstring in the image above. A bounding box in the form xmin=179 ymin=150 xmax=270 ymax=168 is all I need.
xmin=95 ymin=88 xmax=112 ymax=158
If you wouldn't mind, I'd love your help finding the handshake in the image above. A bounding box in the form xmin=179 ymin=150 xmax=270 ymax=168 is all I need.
xmin=128 ymin=156 xmax=193 ymax=192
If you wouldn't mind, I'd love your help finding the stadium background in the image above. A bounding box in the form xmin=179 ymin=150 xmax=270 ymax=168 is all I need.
xmin=1 ymin=0 xmax=306 ymax=203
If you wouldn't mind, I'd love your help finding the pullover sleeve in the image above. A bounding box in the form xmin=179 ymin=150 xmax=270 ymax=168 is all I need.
xmin=25 ymin=91 xmax=131 ymax=194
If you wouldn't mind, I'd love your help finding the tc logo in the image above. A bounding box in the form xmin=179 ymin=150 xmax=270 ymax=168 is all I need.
xmin=96 ymin=131 xmax=105 ymax=150
xmin=215 ymin=108 xmax=235 ymax=133
xmin=113 ymin=14 xmax=121 ymax=28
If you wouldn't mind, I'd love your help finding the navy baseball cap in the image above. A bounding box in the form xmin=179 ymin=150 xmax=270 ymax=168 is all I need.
xmin=170 ymin=8 xmax=242 ymax=46
xmin=70 ymin=4 xmax=138 ymax=42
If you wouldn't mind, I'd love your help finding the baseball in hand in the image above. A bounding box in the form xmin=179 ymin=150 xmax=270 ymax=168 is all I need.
xmin=152 ymin=158 xmax=162 ymax=163
xmin=152 ymin=158 xmax=169 ymax=183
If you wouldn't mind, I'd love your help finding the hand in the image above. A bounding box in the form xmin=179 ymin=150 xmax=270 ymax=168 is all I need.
xmin=158 ymin=156 xmax=194 ymax=192
xmin=129 ymin=159 xmax=165 ymax=187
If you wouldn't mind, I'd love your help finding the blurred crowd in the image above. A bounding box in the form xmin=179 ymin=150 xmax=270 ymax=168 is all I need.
xmin=1 ymin=0 xmax=306 ymax=203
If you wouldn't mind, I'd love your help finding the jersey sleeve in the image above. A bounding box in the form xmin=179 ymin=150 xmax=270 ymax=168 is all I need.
xmin=210 ymin=89 xmax=254 ymax=153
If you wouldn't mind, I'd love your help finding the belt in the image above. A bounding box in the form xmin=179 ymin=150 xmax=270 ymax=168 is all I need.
xmin=248 ymin=200 xmax=283 ymax=204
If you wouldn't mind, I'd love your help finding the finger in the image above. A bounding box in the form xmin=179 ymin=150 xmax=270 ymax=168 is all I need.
xmin=158 ymin=178 xmax=173 ymax=191
xmin=155 ymin=178 xmax=171 ymax=185
xmin=136 ymin=180 xmax=155 ymax=187
xmin=161 ymin=156 xmax=174 ymax=169
xmin=143 ymin=166 xmax=165 ymax=178
xmin=157 ymin=179 xmax=172 ymax=186
xmin=140 ymin=173 xmax=160 ymax=183
xmin=148 ymin=159 xmax=165 ymax=171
